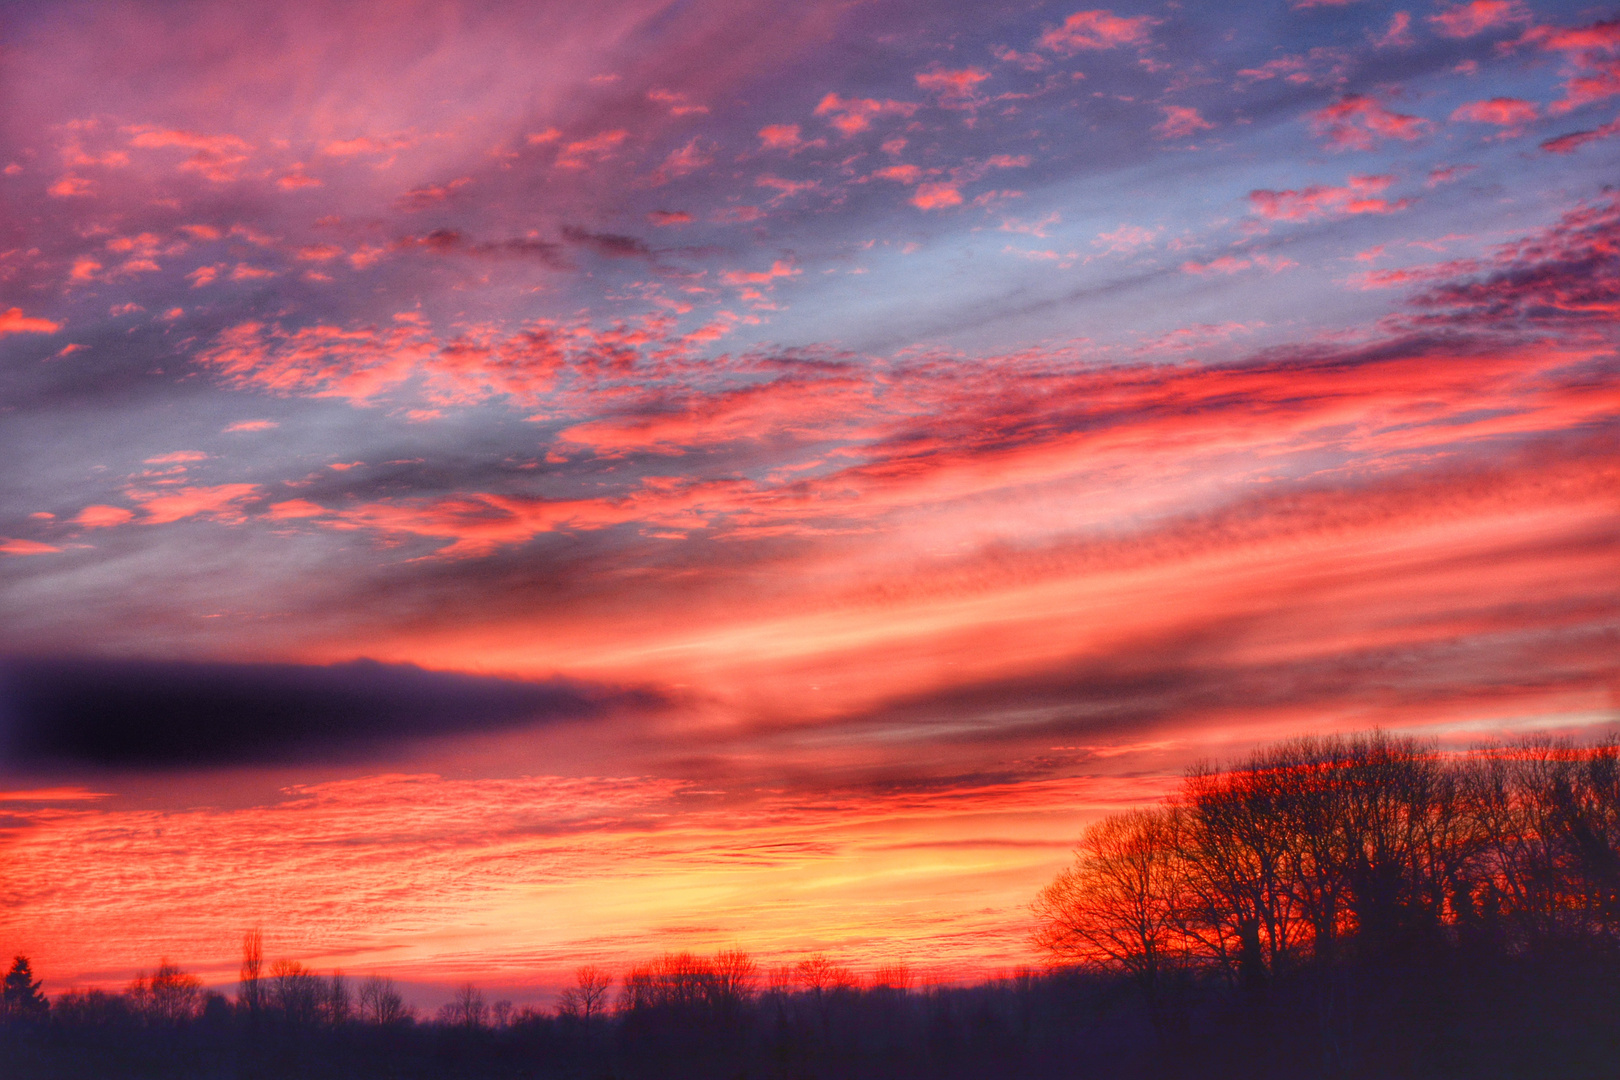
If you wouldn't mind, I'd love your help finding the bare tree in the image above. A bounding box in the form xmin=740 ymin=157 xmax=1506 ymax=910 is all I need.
xmin=440 ymin=982 xmax=486 ymax=1029
xmin=557 ymin=964 xmax=613 ymax=1024
xmin=238 ymin=930 xmax=263 ymax=1014
xmin=126 ymin=960 xmax=202 ymax=1024
xmin=1034 ymin=807 xmax=1196 ymax=992
xmin=357 ymin=974 xmax=409 ymax=1025
xmin=269 ymin=959 xmax=324 ymax=1025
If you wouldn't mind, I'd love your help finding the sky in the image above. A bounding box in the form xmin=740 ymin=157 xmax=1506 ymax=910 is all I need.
xmin=0 ymin=0 xmax=1617 ymax=1001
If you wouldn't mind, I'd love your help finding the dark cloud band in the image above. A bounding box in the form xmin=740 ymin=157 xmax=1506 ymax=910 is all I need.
xmin=0 ymin=656 xmax=655 ymax=767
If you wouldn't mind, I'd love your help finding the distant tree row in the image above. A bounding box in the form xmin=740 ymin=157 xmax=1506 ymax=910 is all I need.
xmin=1033 ymin=732 xmax=1620 ymax=995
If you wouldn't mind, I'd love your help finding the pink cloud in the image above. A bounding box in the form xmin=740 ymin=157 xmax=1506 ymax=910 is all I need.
xmin=649 ymin=138 xmax=713 ymax=184
xmin=0 ymin=308 xmax=61 ymax=336
xmin=1248 ymin=175 xmax=1412 ymax=221
xmin=873 ymin=164 xmax=924 ymax=185
xmin=1371 ymin=11 xmax=1415 ymax=48
xmin=1156 ymin=105 xmax=1215 ymax=139
xmin=813 ymin=93 xmax=918 ymax=136
xmin=647 ymin=210 xmax=693 ymax=226
xmin=721 ymin=260 xmax=801 ymax=286
xmin=912 ymin=182 xmax=964 ymax=210
xmin=0 ymin=538 xmax=59 ymax=556
xmin=555 ymin=130 xmax=628 ymax=169
xmin=758 ymin=124 xmax=803 ymax=150
xmin=73 ymin=505 xmax=136 ymax=528
xmin=131 ymin=484 xmax=260 ymax=526
xmin=1182 ymin=254 xmax=1252 ymax=275
xmin=915 ymin=68 xmax=990 ymax=106
xmin=126 ymin=127 xmax=252 ymax=183
xmin=267 ymin=499 xmax=328 ymax=520
xmin=1450 ymin=97 xmax=1538 ymax=135
xmin=1540 ymin=117 xmax=1620 ymax=153
xmin=1037 ymin=10 xmax=1159 ymax=53
xmin=224 ymin=419 xmax=278 ymax=432
xmin=1310 ymin=94 xmax=1432 ymax=150
xmin=1428 ymin=0 xmax=1530 ymax=38
xmin=1522 ymin=18 xmax=1620 ymax=114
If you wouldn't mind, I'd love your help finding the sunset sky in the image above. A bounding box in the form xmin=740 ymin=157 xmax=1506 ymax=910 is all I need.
xmin=1 ymin=0 xmax=1616 ymax=1002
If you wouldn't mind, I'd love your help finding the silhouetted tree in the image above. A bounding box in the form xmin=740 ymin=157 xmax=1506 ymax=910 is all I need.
xmin=357 ymin=974 xmax=410 ymax=1025
xmin=2 ymin=955 xmax=48 ymax=1019
xmin=126 ymin=960 xmax=202 ymax=1024
xmin=557 ymin=964 xmax=613 ymax=1025
xmin=238 ymin=929 xmax=264 ymax=1014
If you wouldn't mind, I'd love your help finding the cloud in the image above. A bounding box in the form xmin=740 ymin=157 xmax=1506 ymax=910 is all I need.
xmin=1309 ymin=95 xmax=1432 ymax=150
xmin=130 ymin=483 xmax=260 ymax=525
xmin=0 ymin=539 xmax=59 ymax=556
xmin=1450 ymin=97 xmax=1538 ymax=135
xmin=1406 ymin=193 xmax=1620 ymax=327
xmin=915 ymin=68 xmax=990 ymax=107
xmin=1428 ymin=0 xmax=1530 ymax=38
xmin=1036 ymin=10 xmax=1159 ymax=53
xmin=126 ymin=127 xmax=252 ymax=182
xmin=1522 ymin=18 xmax=1620 ymax=114
xmin=555 ymin=129 xmax=628 ymax=169
xmin=0 ymin=657 xmax=653 ymax=766
xmin=72 ymin=505 xmax=136 ymax=528
xmin=813 ymin=93 xmax=918 ymax=136
xmin=1248 ymin=174 xmax=1411 ymax=220
xmin=912 ymin=182 xmax=964 ymax=210
xmin=1155 ymin=105 xmax=1214 ymax=139
xmin=1540 ymin=118 xmax=1620 ymax=153
xmin=0 ymin=309 xmax=61 ymax=336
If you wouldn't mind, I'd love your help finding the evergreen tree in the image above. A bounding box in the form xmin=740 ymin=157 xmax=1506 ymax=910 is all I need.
xmin=2 ymin=955 xmax=48 ymax=1018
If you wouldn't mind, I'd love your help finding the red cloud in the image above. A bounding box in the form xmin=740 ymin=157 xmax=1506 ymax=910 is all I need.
xmin=647 ymin=210 xmax=693 ymax=226
xmin=1037 ymin=10 xmax=1159 ymax=53
xmin=1248 ymin=175 xmax=1411 ymax=221
xmin=0 ymin=308 xmax=61 ymax=336
xmin=1428 ymin=0 xmax=1530 ymax=38
xmin=1310 ymin=95 xmax=1432 ymax=150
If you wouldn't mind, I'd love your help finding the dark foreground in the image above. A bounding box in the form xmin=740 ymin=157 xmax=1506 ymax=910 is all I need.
xmin=4 ymin=948 xmax=1618 ymax=1080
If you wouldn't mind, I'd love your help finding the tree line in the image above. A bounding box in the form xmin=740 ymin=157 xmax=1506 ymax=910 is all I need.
xmin=2 ymin=730 xmax=1617 ymax=1078
xmin=1032 ymin=731 xmax=1620 ymax=994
